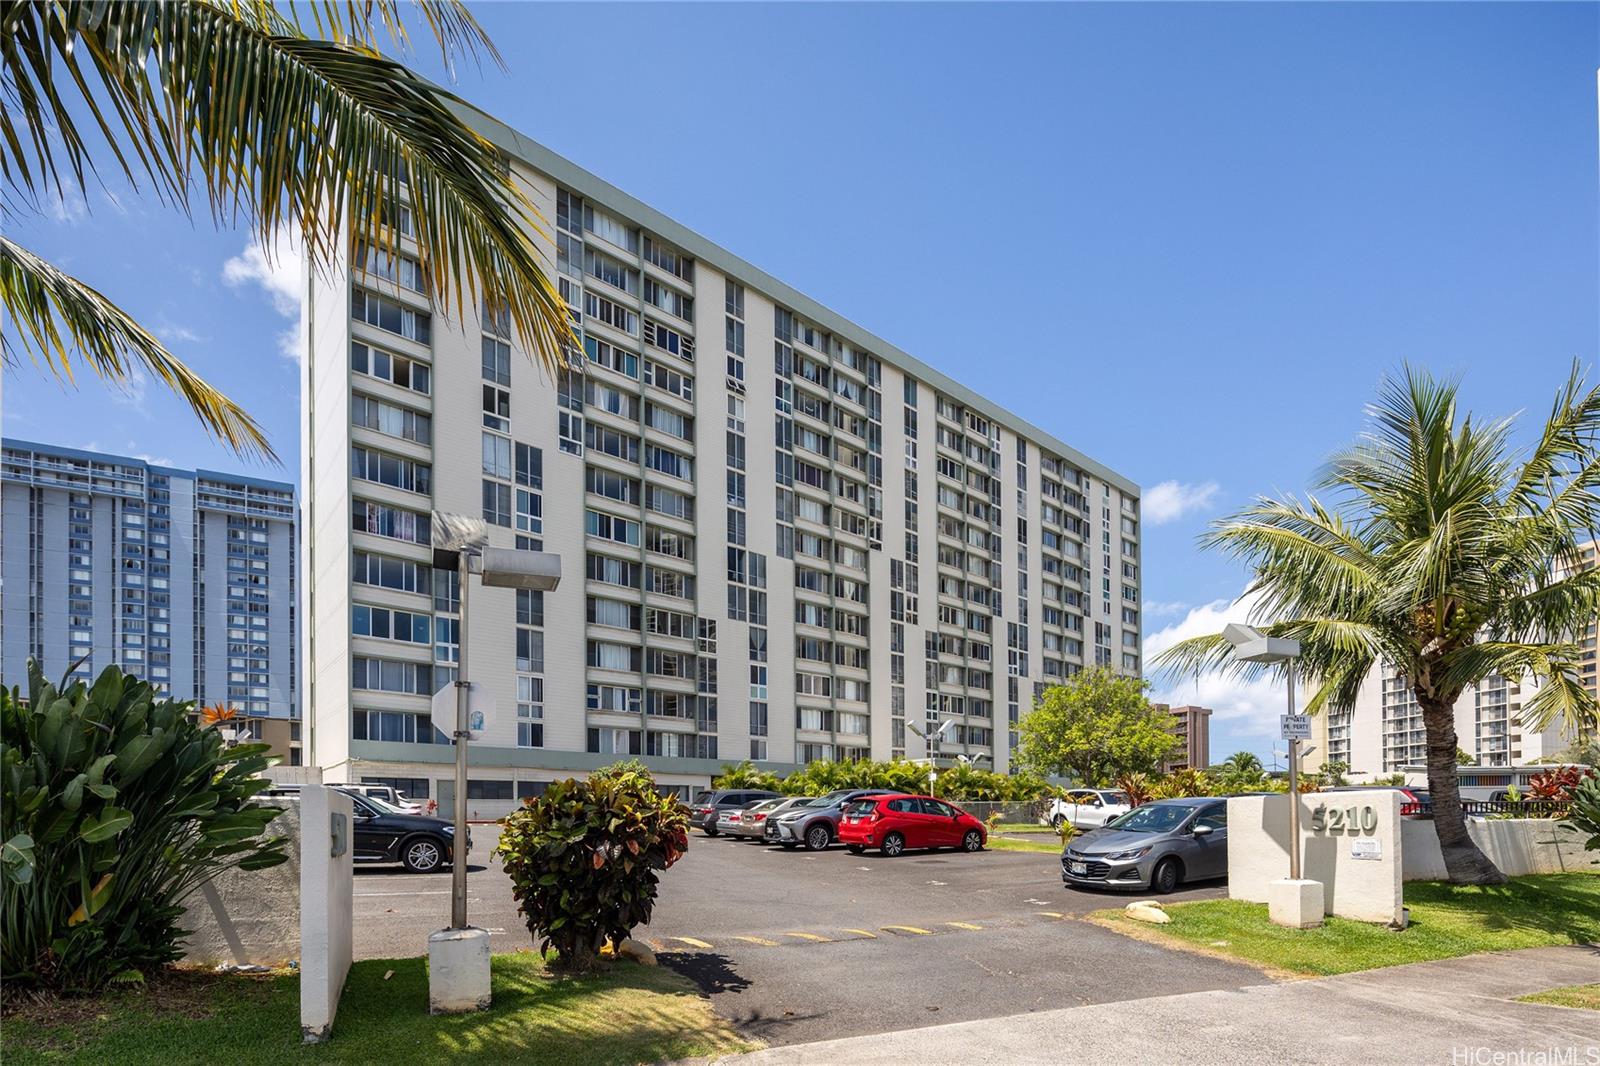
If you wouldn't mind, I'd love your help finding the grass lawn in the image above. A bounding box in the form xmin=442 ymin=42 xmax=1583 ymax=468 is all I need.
xmin=987 ymin=836 xmax=1064 ymax=853
xmin=1518 ymin=984 xmax=1600 ymax=1011
xmin=991 ymin=822 xmax=1058 ymax=834
xmin=1095 ymin=873 xmax=1600 ymax=977
xmin=2 ymin=952 xmax=756 ymax=1066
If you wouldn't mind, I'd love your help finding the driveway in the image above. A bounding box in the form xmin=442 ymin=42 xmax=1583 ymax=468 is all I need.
xmin=352 ymin=825 xmax=1267 ymax=1046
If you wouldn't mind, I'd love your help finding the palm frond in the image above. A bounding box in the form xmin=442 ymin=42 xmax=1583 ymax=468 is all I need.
xmin=1517 ymin=668 xmax=1599 ymax=735
xmin=1 ymin=237 xmax=274 ymax=461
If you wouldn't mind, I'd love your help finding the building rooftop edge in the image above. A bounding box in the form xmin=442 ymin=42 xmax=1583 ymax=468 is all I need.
xmin=3 ymin=437 xmax=296 ymax=495
xmin=448 ymin=100 xmax=1141 ymax=498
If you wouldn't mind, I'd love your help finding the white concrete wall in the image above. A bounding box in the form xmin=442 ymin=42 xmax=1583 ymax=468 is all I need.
xmin=180 ymin=803 xmax=301 ymax=968
xmin=1400 ymin=818 xmax=1594 ymax=880
xmin=299 ymin=785 xmax=354 ymax=1043
xmin=1228 ymin=791 xmax=1404 ymax=925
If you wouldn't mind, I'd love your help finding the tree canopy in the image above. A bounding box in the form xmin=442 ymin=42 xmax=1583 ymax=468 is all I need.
xmin=1015 ymin=667 xmax=1179 ymax=786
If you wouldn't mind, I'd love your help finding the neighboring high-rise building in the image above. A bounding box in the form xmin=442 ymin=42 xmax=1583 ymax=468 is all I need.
xmin=1322 ymin=665 xmax=1566 ymax=777
xmin=1 ymin=440 xmax=299 ymax=755
xmin=302 ymin=114 xmax=1143 ymax=815
xmin=1569 ymin=540 xmax=1599 ymax=701
xmin=1156 ymin=704 xmax=1211 ymax=772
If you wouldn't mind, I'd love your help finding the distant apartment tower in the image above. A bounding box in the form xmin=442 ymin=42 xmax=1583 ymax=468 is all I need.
xmin=1570 ymin=540 xmax=1599 ymax=701
xmin=1 ymin=440 xmax=299 ymax=734
xmin=302 ymin=111 xmax=1143 ymax=814
xmin=1320 ymin=666 xmax=1566 ymax=777
xmin=1156 ymin=704 xmax=1211 ymax=771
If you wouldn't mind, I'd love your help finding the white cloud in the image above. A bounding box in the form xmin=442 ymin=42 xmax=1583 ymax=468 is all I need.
xmin=1143 ymin=479 xmax=1221 ymax=525
xmin=223 ymin=227 xmax=306 ymax=365
xmin=45 ymin=188 xmax=87 ymax=225
xmin=123 ymin=441 xmax=172 ymax=467
xmin=109 ymin=365 xmax=148 ymax=415
xmin=155 ymin=321 xmax=204 ymax=345
xmin=1142 ymin=599 xmax=1191 ymax=618
xmin=1145 ymin=588 xmax=1289 ymax=749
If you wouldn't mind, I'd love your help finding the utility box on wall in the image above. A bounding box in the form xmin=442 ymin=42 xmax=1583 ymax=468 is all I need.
xmin=1227 ymin=790 xmax=1404 ymax=925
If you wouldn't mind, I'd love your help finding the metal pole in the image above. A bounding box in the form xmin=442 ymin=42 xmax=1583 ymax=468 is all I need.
xmin=1285 ymin=659 xmax=1301 ymax=881
xmin=451 ymin=553 xmax=470 ymax=929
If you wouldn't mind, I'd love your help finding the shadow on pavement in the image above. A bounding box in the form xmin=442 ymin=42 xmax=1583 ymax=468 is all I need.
xmin=661 ymin=951 xmax=752 ymax=995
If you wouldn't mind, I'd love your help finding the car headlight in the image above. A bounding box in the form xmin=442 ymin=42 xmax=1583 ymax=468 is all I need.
xmin=1104 ymin=845 xmax=1151 ymax=861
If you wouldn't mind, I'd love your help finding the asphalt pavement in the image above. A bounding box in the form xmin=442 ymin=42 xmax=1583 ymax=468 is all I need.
xmin=352 ymin=824 xmax=1266 ymax=1046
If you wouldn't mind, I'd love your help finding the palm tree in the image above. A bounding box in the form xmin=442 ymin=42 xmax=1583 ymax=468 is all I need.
xmin=2 ymin=1 xmax=574 ymax=461
xmin=1156 ymin=365 xmax=1600 ymax=884
xmin=1221 ymin=751 xmax=1264 ymax=778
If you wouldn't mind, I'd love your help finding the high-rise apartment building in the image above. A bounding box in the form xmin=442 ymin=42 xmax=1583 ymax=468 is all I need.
xmin=1 ymin=440 xmax=299 ymax=730
xmin=303 ymin=114 xmax=1142 ymax=814
xmin=1156 ymin=704 xmax=1212 ymax=772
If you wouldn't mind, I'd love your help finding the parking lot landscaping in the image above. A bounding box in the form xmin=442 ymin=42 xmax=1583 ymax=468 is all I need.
xmin=1 ymin=953 xmax=754 ymax=1066
xmin=1093 ymin=872 xmax=1600 ymax=977
xmin=1517 ymin=983 xmax=1600 ymax=1011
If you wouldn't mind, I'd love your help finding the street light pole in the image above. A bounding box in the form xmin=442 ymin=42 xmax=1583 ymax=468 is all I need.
xmin=451 ymin=550 xmax=471 ymax=929
xmin=1285 ymin=657 xmax=1300 ymax=882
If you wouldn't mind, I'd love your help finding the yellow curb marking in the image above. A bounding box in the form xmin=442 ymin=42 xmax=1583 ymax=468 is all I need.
xmin=733 ymin=936 xmax=780 ymax=947
xmin=841 ymin=928 xmax=878 ymax=938
xmin=882 ymin=925 xmax=933 ymax=935
xmin=783 ymin=931 xmax=833 ymax=942
xmin=1036 ymin=911 xmax=1065 ymax=919
xmin=944 ymin=921 xmax=984 ymax=931
xmin=670 ymin=936 xmax=715 ymax=949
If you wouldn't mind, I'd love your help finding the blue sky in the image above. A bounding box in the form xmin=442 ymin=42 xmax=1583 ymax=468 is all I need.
xmin=5 ymin=2 xmax=1596 ymax=762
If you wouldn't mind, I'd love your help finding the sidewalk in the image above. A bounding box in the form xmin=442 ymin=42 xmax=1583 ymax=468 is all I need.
xmin=718 ymin=945 xmax=1600 ymax=1066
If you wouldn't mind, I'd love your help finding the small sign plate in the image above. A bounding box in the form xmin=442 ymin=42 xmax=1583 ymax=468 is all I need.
xmin=1351 ymin=838 xmax=1382 ymax=861
xmin=1280 ymin=714 xmax=1312 ymax=741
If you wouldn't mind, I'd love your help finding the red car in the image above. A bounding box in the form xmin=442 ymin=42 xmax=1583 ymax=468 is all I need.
xmin=837 ymin=794 xmax=988 ymax=856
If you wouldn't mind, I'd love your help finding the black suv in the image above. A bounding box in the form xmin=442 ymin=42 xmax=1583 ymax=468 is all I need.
xmin=338 ymin=787 xmax=466 ymax=873
xmin=690 ymin=788 xmax=782 ymax=836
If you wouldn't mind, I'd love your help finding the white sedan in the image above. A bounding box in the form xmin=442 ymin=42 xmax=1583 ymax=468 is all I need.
xmin=1044 ymin=789 xmax=1132 ymax=830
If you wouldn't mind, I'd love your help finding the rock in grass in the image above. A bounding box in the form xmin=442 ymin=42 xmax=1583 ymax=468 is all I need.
xmin=619 ymin=939 xmax=657 ymax=966
xmin=1124 ymin=901 xmax=1170 ymax=925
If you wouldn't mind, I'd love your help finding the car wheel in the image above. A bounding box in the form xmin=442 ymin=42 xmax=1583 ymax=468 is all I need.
xmin=846 ymin=844 xmax=865 ymax=855
xmin=962 ymin=830 xmax=983 ymax=852
xmin=1050 ymin=813 xmax=1065 ymax=830
xmin=880 ymin=832 xmax=905 ymax=857
xmin=804 ymin=824 xmax=831 ymax=851
xmin=402 ymin=837 xmax=444 ymax=873
xmin=703 ymin=826 xmax=720 ymax=837
xmin=1151 ymin=857 xmax=1181 ymax=894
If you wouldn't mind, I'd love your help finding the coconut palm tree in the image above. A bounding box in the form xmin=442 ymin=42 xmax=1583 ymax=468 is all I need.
xmin=1221 ymin=751 xmax=1264 ymax=778
xmin=1156 ymin=365 xmax=1600 ymax=884
xmin=2 ymin=0 xmax=573 ymax=461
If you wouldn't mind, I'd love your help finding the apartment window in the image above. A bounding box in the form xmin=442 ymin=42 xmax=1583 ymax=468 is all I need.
xmin=644 ymin=236 xmax=694 ymax=282
xmin=352 ymin=446 xmax=431 ymax=495
xmin=353 ymin=287 xmax=429 ymax=342
xmin=645 ymin=483 xmax=692 ymax=520
xmin=584 ymin=292 xmax=638 ymax=335
xmin=644 ymin=360 xmax=694 ymax=401
xmin=352 ymin=394 xmax=431 ymax=444
xmin=482 ymin=481 xmax=512 ymax=526
xmin=643 ymin=278 xmax=693 ymax=322
xmin=643 ymin=319 xmax=694 ymax=361
xmin=584 ymin=248 xmax=640 ymax=294
xmin=644 ymin=444 xmax=693 ymax=481
xmin=645 ymin=403 xmax=694 ymax=441
xmin=587 ymin=596 xmax=641 ymax=630
xmin=586 ymin=509 xmax=640 ymax=546
xmin=351 ymin=342 xmax=430 ymax=394
xmin=584 ymin=424 xmax=639 ymax=462
xmin=582 ymin=203 xmax=638 ymax=252
xmin=351 ymin=500 xmax=430 ymax=545
xmin=355 ymin=243 xmax=428 ymax=294
xmin=517 ymin=678 xmax=544 ymax=747
xmin=583 ymin=335 xmax=640 ymax=378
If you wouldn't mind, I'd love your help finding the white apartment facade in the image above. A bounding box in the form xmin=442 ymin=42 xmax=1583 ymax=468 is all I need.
xmin=303 ymin=112 xmax=1142 ymax=814
xmin=1 ymin=440 xmax=298 ymax=720
xmin=1319 ymin=667 xmax=1567 ymax=779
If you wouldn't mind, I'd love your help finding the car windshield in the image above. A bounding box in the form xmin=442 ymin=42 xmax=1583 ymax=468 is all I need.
xmin=842 ymin=800 xmax=879 ymax=815
xmin=796 ymin=797 xmax=833 ymax=809
xmin=692 ymin=792 xmax=714 ymax=806
xmin=1103 ymin=792 xmax=1130 ymax=806
xmin=1104 ymin=804 xmax=1197 ymax=833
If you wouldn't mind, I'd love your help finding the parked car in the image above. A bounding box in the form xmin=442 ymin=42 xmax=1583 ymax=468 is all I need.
xmin=335 ymin=787 xmax=466 ymax=873
xmin=689 ymin=788 xmax=782 ymax=836
xmin=342 ymin=782 xmax=425 ymax=814
xmin=766 ymin=788 xmax=896 ymax=850
xmin=838 ymin=794 xmax=988 ymax=856
xmin=1320 ymin=784 xmax=1432 ymax=819
xmin=727 ymin=797 xmax=808 ymax=840
xmin=1044 ymin=788 xmax=1132 ymax=830
xmin=1061 ymin=797 xmax=1228 ymax=893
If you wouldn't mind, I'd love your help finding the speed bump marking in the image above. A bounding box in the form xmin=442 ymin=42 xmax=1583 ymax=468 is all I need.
xmin=669 ymin=936 xmax=715 ymax=949
xmin=944 ymin=921 xmax=983 ymax=931
xmin=733 ymin=936 xmax=779 ymax=947
xmin=841 ymin=928 xmax=878 ymax=938
xmin=882 ymin=925 xmax=933 ymax=935
xmin=783 ymin=931 xmax=833 ymax=942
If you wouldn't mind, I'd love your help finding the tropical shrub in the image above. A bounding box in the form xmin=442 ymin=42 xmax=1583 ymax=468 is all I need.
xmin=496 ymin=761 xmax=688 ymax=972
xmin=1528 ymin=766 xmax=1593 ymax=811
xmin=1150 ymin=769 xmax=1217 ymax=800
xmin=1 ymin=661 xmax=286 ymax=991
xmin=1563 ymin=772 xmax=1599 ymax=859
xmin=712 ymin=758 xmax=1052 ymax=803
xmin=1116 ymin=772 xmax=1154 ymax=808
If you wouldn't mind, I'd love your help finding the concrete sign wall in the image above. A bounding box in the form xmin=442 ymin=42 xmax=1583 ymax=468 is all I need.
xmin=180 ymin=802 xmax=302 ymax=968
xmin=1227 ymin=791 xmax=1404 ymax=925
xmin=300 ymin=785 xmax=354 ymax=1043
xmin=1401 ymin=818 xmax=1592 ymax=880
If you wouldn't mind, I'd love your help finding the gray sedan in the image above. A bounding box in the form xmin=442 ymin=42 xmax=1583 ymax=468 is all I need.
xmin=1061 ymin=797 xmax=1229 ymax=893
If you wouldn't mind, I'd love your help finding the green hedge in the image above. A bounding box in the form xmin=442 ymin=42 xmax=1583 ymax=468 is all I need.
xmin=711 ymin=758 xmax=1052 ymax=802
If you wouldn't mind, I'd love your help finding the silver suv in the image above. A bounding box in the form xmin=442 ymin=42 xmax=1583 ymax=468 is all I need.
xmin=765 ymin=788 xmax=895 ymax=850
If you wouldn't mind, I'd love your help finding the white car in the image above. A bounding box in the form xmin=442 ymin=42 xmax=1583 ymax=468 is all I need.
xmin=1045 ymin=789 xmax=1132 ymax=830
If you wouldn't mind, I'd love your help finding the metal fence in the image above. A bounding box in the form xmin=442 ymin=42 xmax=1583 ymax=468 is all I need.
xmin=1401 ymin=799 xmax=1571 ymax=818
xmin=953 ymin=800 xmax=1051 ymax=825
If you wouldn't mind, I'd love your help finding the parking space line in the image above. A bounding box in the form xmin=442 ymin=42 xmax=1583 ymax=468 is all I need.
xmin=668 ymin=936 xmax=715 ymax=950
xmin=782 ymin=931 xmax=832 ymax=943
xmin=882 ymin=925 xmax=933 ymax=935
xmin=733 ymin=936 xmax=780 ymax=947
xmin=944 ymin=921 xmax=983 ymax=931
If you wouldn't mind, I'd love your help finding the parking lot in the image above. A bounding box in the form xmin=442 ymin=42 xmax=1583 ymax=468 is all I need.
xmin=353 ymin=823 xmax=1267 ymax=1045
